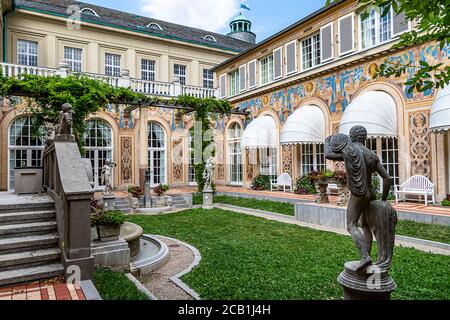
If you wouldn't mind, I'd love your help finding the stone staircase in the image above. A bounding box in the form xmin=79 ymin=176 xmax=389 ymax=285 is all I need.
xmin=0 ymin=201 xmax=64 ymax=287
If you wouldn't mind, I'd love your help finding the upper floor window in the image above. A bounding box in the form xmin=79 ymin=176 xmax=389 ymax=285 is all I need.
xmin=174 ymin=64 xmax=187 ymax=85
xmin=17 ymin=40 xmax=38 ymax=67
xmin=64 ymin=47 xmax=82 ymax=72
xmin=81 ymin=8 xmax=99 ymax=17
xmin=203 ymin=35 xmax=217 ymax=42
xmin=105 ymin=53 xmax=121 ymax=77
xmin=301 ymin=33 xmax=320 ymax=70
xmin=260 ymin=54 xmax=274 ymax=85
xmin=360 ymin=6 xmax=396 ymax=50
xmin=141 ymin=59 xmax=156 ymax=81
xmin=229 ymin=70 xmax=240 ymax=96
xmin=203 ymin=69 xmax=214 ymax=89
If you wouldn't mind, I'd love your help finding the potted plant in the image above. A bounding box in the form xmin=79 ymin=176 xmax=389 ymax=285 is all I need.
xmin=127 ymin=185 xmax=142 ymax=209
xmin=91 ymin=209 xmax=126 ymax=242
xmin=251 ymin=174 xmax=271 ymax=190
xmin=153 ymin=184 xmax=170 ymax=206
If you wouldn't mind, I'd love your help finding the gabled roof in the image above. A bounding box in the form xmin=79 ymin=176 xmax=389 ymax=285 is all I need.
xmin=14 ymin=0 xmax=255 ymax=53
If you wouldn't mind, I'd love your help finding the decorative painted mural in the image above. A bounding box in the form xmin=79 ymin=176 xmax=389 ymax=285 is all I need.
xmin=410 ymin=112 xmax=431 ymax=178
xmin=237 ymin=42 xmax=450 ymax=123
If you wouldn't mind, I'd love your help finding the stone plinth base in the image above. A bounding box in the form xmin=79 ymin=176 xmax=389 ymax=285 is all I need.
xmin=202 ymin=191 xmax=214 ymax=210
xmin=295 ymin=202 xmax=347 ymax=230
xmin=102 ymin=195 xmax=115 ymax=211
xmin=337 ymin=261 xmax=396 ymax=300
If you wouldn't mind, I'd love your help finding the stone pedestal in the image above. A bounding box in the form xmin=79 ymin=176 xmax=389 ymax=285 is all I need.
xmin=102 ymin=194 xmax=115 ymax=211
xmin=337 ymin=261 xmax=396 ymax=300
xmin=202 ymin=190 xmax=214 ymax=210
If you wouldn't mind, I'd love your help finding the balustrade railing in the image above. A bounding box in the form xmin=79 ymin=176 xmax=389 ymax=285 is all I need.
xmin=1 ymin=62 xmax=218 ymax=99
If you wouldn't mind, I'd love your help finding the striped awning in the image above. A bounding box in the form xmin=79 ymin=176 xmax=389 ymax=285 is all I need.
xmin=280 ymin=105 xmax=325 ymax=144
xmin=242 ymin=115 xmax=278 ymax=149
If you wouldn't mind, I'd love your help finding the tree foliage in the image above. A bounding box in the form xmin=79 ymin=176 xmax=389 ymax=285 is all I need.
xmin=326 ymin=0 xmax=450 ymax=92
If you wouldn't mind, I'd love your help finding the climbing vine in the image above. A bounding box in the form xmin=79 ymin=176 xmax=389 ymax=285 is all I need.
xmin=0 ymin=72 xmax=233 ymax=189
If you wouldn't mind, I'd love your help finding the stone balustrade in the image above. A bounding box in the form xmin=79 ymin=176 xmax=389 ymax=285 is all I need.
xmin=0 ymin=61 xmax=217 ymax=99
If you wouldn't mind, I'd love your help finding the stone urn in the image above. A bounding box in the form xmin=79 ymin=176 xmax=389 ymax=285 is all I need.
xmin=314 ymin=179 xmax=336 ymax=204
xmin=97 ymin=225 xmax=121 ymax=242
xmin=129 ymin=197 xmax=139 ymax=209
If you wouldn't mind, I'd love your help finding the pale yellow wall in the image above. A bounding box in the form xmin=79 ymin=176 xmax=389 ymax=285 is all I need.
xmin=6 ymin=10 xmax=237 ymax=86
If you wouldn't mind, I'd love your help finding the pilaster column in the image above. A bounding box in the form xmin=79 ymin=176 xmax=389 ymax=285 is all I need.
xmin=138 ymin=108 xmax=149 ymax=189
xmin=88 ymin=42 xmax=99 ymax=73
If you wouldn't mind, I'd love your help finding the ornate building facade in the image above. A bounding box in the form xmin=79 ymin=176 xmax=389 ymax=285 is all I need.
xmin=214 ymin=0 xmax=450 ymax=200
xmin=0 ymin=0 xmax=254 ymax=191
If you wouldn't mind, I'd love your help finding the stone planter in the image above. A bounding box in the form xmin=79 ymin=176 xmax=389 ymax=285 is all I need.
xmin=97 ymin=225 xmax=121 ymax=242
xmin=14 ymin=167 xmax=43 ymax=195
xmin=151 ymin=195 xmax=169 ymax=207
xmin=129 ymin=197 xmax=139 ymax=209
xmin=314 ymin=179 xmax=337 ymax=204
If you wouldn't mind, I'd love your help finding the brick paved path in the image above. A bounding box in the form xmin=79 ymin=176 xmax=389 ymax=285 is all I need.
xmin=0 ymin=281 xmax=86 ymax=300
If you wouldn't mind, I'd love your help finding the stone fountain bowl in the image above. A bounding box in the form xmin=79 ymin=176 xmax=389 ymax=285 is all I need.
xmin=120 ymin=222 xmax=143 ymax=259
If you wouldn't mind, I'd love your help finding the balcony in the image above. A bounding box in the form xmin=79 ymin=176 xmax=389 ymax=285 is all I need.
xmin=0 ymin=62 xmax=218 ymax=99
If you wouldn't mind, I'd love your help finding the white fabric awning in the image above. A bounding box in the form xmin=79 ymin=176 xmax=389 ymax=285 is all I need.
xmin=430 ymin=84 xmax=450 ymax=132
xmin=242 ymin=115 xmax=278 ymax=149
xmin=280 ymin=105 xmax=325 ymax=144
xmin=339 ymin=91 xmax=397 ymax=138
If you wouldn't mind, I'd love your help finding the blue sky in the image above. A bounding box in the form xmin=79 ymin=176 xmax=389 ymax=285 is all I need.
xmin=80 ymin=0 xmax=326 ymax=43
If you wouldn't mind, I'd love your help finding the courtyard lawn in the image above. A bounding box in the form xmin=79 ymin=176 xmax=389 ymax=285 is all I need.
xmin=192 ymin=194 xmax=450 ymax=244
xmin=192 ymin=193 xmax=295 ymax=216
xmin=127 ymin=209 xmax=450 ymax=300
xmin=93 ymin=268 xmax=149 ymax=300
xmin=396 ymin=220 xmax=450 ymax=245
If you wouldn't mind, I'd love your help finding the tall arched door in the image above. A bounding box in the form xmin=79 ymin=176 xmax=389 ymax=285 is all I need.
xmin=83 ymin=119 xmax=113 ymax=189
xmin=8 ymin=116 xmax=44 ymax=190
xmin=146 ymin=122 xmax=167 ymax=187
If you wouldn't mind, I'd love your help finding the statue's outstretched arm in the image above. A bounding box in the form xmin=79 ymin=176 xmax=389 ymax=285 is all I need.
xmin=376 ymin=160 xmax=391 ymax=201
xmin=324 ymin=135 xmax=344 ymax=161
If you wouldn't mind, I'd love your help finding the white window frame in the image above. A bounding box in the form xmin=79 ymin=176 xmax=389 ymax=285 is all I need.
xmin=299 ymin=144 xmax=325 ymax=176
xmin=141 ymin=59 xmax=156 ymax=82
xmin=285 ymin=40 xmax=298 ymax=76
xmin=174 ymin=64 xmax=187 ymax=85
xmin=202 ymin=68 xmax=214 ymax=89
xmin=227 ymin=123 xmax=243 ymax=185
xmin=247 ymin=59 xmax=257 ymax=89
xmin=229 ymin=69 xmax=240 ymax=97
xmin=301 ymin=32 xmax=321 ymax=71
xmin=17 ymin=40 xmax=38 ymax=67
xmin=64 ymin=47 xmax=82 ymax=72
xmin=320 ymin=22 xmax=334 ymax=63
xmin=105 ymin=53 xmax=121 ymax=77
xmin=337 ymin=12 xmax=355 ymax=56
xmin=260 ymin=54 xmax=275 ymax=85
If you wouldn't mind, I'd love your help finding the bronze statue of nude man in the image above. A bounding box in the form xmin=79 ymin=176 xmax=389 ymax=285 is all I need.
xmin=325 ymin=125 xmax=392 ymax=273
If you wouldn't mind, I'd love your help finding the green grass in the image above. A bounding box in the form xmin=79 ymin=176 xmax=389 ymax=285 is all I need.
xmin=127 ymin=209 xmax=450 ymax=300
xmin=193 ymin=193 xmax=294 ymax=216
xmin=397 ymin=220 xmax=450 ymax=244
xmin=193 ymin=194 xmax=450 ymax=244
xmin=93 ymin=268 xmax=149 ymax=300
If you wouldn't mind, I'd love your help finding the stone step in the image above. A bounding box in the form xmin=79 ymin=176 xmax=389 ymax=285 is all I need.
xmin=172 ymin=200 xmax=187 ymax=205
xmin=0 ymin=201 xmax=54 ymax=214
xmin=172 ymin=204 xmax=190 ymax=209
xmin=0 ymin=263 xmax=64 ymax=287
xmin=0 ymin=233 xmax=59 ymax=254
xmin=0 ymin=221 xmax=57 ymax=238
xmin=0 ymin=210 xmax=56 ymax=225
xmin=0 ymin=248 xmax=61 ymax=269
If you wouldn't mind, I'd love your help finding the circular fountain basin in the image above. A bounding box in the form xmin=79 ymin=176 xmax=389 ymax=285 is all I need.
xmin=130 ymin=235 xmax=169 ymax=276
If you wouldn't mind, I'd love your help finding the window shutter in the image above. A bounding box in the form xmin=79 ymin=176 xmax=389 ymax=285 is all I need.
xmin=239 ymin=64 xmax=247 ymax=92
xmin=393 ymin=10 xmax=409 ymax=36
xmin=273 ymin=47 xmax=283 ymax=79
xmin=320 ymin=23 xmax=334 ymax=62
xmin=248 ymin=60 xmax=256 ymax=88
xmin=219 ymin=74 xmax=226 ymax=98
xmin=338 ymin=14 xmax=354 ymax=55
xmin=285 ymin=41 xmax=297 ymax=75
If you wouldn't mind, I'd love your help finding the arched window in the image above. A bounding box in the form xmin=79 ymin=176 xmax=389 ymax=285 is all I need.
xmin=203 ymin=35 xmax=217 ymax=42
xmin=8 ymin=116 xmax=44 ymax=190
xmin=81 ymin=8 xmax=99 ymax=17
xmin=147 ymin=23 xmax=163 ymax=31
xmin=147 ymin=122 xmax=167 ymax=186
xmin=227 ymin=123 xmax=243 ymax=184
xmin=83 ymin=119 xmax=113 ymax=189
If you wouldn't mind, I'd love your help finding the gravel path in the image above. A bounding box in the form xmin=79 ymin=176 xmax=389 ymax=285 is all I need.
xmin=139 ymin=237 xmax=196 ymax=300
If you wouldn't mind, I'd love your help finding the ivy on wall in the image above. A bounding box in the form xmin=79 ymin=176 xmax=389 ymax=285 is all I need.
xmin=0 ymin=72 xmax=232 ymax=189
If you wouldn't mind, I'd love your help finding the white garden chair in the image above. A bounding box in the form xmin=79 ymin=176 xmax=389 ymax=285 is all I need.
xmin=270 ymin=173 xmax=293 ymax=192
xmin=394 ymin=175 xmax=435 ymax=206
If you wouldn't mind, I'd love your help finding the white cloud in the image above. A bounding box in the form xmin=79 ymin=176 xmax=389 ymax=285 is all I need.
xmin=140 ymin=0 xmax=237 ymax=33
